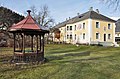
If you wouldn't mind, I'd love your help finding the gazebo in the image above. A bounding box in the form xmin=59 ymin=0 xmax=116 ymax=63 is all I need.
xmin=9 ymin=10 xmax=49 ymax=63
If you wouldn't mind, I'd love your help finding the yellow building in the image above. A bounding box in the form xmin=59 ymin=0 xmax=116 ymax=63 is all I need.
xmin=54 ymin=9 xmax=116 ymax=46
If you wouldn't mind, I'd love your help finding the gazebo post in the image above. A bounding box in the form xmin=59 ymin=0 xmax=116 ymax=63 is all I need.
xmin=39 ymin=35 xmax=41 ymax=52
xmin=22 ymin=33 xmax=25 ymax=61
xmin=36 ymin=35 xmax=38 ymax=53
xmin=21 ymin=33 xmax=23 ymax=52
xmin=13 ymin=33 xmax=16 ymax=53
xmin=31 ymin=35 xmax=33 ymax=52
xmin=42 ymin=34 xmax=45 ymax=58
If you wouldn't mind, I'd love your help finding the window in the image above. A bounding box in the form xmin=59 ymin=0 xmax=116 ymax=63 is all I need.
xmin=67 ymin=26 xmax=69 ymax=30
xmin=65 ymin=28 xmax=66 ymax=32
xmin=104 ymin=27 xmax=106 ymax=31
xmin=108 ymin=34 xmax=111 ymax=39
xmin=75 ymin=34 xmax=76 ymax=40
xmin=70 ymin=26 xmax=72 ymax=30
xmin=117 ymin=34 xmax=119 ymax=36
xmin=96 ymin=22 xmax=99 ymax=28
xmin=75 ymin=25 xmax=76 ymax=30
xmin=70 ymin=34 xmax=72 ymax=39
xmin=83 ymin=33 xmax=85 ymax=39
xmin=67 ymin=34 xmax=69 ymax=39
xmin=96 ymin=33 xmax=100 ymax=39
xmin=83 ymin=23 xmax=85 ymax=29
xmin=108 ymin=24 xmax=111 ymax=29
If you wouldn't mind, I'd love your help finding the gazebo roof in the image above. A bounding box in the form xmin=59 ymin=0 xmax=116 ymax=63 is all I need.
xmin=9 ymin=10 xmax=49 ymax=33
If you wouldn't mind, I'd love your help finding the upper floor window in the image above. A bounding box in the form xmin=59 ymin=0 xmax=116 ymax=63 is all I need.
xmin=75 ymin=25 xmax=76 ymax=30
xmin=96 ymin=33 xmax=100 ymax=39
xmin=104 ymin=27 xmax=106 ymax=31
xmin=83 ymin=23 xmax=85 ymax=29
xmin=108 ymin=34 xmax=111 ymax=39
xmin=83 ymin=33 xmax=85 ymax=39
xmin=67 ymin=26 xmax=69 ymax=30
xmin=108 ymin=24 xmax=111 ymax=29
xmin=96 ymin=22 xmax=100 ymax=28
xmin=65 ymin=28 xmax=66 ymax=32
xmin=70 ymin=26 xmax=72 ymax=30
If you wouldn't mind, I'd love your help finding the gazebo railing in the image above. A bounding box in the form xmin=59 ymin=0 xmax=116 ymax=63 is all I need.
xmin=14 ymin=51 xmax=44 ymax=63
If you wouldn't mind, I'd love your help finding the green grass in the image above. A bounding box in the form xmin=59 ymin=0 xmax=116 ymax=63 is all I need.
xmin=0 ymin=44 xmax=120 ymax=79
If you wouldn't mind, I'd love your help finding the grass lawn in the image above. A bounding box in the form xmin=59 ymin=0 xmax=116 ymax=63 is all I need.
xmin=0 ymin=44 xmax=120 ymax=79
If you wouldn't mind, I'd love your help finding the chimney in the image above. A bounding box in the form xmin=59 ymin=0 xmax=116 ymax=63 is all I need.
xmin=96 ymin=9 xmax=99 ymax=14
xmin=89 ymin=7 xmax=93 ymax=11
xmin=77 ymin=13 xmax=80 ymax=16
xmin=27 ymin=10 xmax=31 ymax=15
xmin=66 ymin=18 xmax=68 ymax=21
xmin=69 ymin=17 xmax=70 ymax=20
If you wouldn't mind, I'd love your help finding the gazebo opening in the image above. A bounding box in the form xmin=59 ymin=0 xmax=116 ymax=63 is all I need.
xmin=9 ymin=10 xmax=49 ymax=63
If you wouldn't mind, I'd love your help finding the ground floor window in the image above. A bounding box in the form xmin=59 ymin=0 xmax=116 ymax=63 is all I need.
xmin=115 ymin=37 xmax=120 ymax=42
xmin=67 ymin=34 xmax=69 ymax=39
xmin=83 ymin=33 xmax=85 ymax=39
xmin=70 ymin=34 xmax=72 ymax=39
xmin=96 ymin=33 xmax=100 ymax=39
xmin=108 ymin=34 xmax=111 ymax=39
xmin=75 ymin=34 xmax=76 ymax=40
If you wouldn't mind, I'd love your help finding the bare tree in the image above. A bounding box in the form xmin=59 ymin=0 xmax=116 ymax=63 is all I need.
xmin=100 ymin=0 xmax=120 ymax=11
xmin=30 ymin=5 xmax=54 ymax=27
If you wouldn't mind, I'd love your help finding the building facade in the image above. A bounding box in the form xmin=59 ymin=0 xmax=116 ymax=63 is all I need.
xmin=115 ymin=19 xmax=120 ymax=43
xmin=54 ymin=9 xmax=116 ymax=46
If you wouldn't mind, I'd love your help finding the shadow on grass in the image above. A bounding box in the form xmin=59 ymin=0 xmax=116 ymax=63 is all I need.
xmin=64 ymin=51 xmax=90 ymax=56
xmin=58 ymin=55 xmax=114 ymax=64
xmin=47 ymin=48 xmax=87 ymax=54
xmin=46 ymin=51 xmax=120 ymax=64
xmin=46 ymin=51 xmax=91 ymax=62
xmin=0 ymin=55 xmax=12 ymax=63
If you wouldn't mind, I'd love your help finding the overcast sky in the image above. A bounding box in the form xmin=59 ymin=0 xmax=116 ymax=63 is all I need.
xmin=0 ymin=0 xmax=120 ymax=24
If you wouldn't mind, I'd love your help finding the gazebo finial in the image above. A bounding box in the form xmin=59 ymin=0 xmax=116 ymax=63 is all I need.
xmin=27 ymin=10 xmax=31 ymax=15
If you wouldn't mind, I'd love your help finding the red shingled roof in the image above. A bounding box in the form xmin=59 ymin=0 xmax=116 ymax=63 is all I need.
xmin=9 ymin=10 xmax=46 ymax=31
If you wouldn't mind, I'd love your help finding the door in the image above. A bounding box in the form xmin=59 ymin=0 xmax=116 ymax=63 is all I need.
xmin=104 ymin=34 xmax=106 ymax=41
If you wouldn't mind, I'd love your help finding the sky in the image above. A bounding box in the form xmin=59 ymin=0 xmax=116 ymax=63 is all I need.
xmin=0 ymin=0 xmax=120 ymax=24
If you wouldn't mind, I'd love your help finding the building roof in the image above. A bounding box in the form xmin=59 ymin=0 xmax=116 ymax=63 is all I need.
xmin=9 ymin=10 xmax=49 ymax=32
xmin=55 ymin=10 xmax=116 ymax=28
